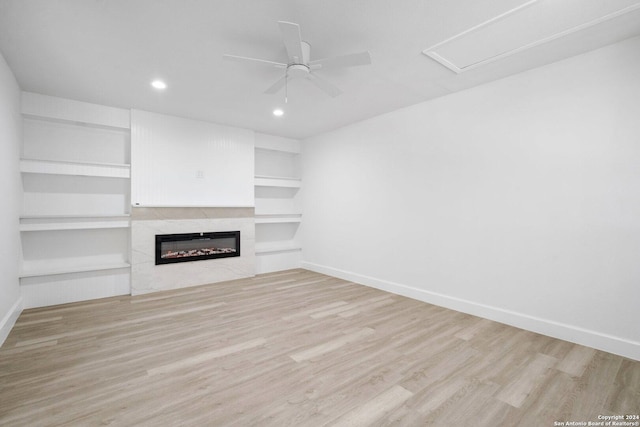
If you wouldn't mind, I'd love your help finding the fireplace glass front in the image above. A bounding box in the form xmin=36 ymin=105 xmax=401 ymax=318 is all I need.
xmin=155 ymin=231 xmax=240 ymax=265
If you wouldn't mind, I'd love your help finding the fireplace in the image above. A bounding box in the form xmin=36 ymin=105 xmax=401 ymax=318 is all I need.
xmin=155 ymin=231 xmax=240 ymax=265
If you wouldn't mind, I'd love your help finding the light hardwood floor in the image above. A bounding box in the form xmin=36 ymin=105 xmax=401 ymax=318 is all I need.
xmin=1 ymin=269 xmax=638 ymax=426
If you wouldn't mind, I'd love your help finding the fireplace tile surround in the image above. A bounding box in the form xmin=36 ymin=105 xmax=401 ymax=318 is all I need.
xmin=131 ymin=207 xmax=255 ymax=295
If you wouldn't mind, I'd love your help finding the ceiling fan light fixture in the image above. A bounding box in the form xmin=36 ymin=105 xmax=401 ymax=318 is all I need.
xmin=273 ymin=108 xmax=284 ymax=117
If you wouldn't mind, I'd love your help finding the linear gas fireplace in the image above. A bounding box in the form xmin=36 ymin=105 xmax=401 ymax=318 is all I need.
xmin=155 ymin=231 xmax=240 ymax=265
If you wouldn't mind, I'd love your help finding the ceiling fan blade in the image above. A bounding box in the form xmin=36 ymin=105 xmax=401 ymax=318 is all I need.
xmin=264 ymin=76 xmax=287 ymax=94
xmin=278 ymin=21 xmax=305 ymax=64
xmin=309 ymin=51 xmax=371 ymax=70
xmin=307 ymin=73 xmax=342 ymax=97
xmin=223 ymin=54 xmax=286 ymax=69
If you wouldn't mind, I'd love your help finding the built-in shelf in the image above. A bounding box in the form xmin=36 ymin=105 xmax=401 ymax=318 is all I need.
xmin=19 ymin=93 xmax=133 ymax=308
xmin=254 ymin=135 xmax=302 ymax=273
xmin=254 ymin=176 xmax=301 ymax=188
xmin=20 ymin=214 xmax=131 ymax=219
xmin=255 ymin=209 xmax=302 ymax=216
xmin=19 ymin=262 xmax=132 ymax=278
xmin=22 ymin=113 xmax=130 ymax=132
xmin=255 ymin=215 xmax=302 ymax=224
xmin=20 ymin=158 xmax=131 ymax=178
xmin=19 ymin=216 xmax=130 ymax=232
xmin=255 ymin=241 xmax=302 ymax=254
xmin=254 ymin=143 xmax=301 ymax=155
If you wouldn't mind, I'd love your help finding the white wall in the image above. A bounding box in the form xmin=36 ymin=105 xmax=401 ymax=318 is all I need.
xmin=0 ymin=51 xmax=22 ymax=345
xmin=302 ymin=36 xmax=640 ymax=360
xmin=131 ymin=110 xmax=254 ymax=207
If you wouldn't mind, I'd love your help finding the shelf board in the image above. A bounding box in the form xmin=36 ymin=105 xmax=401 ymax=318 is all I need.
xmin=20 ymin=220 xmax=130 ymax=232
xmin=255 ymin=215 xmax=302 ymax=224
xmin=255 ymin=241 xmax=302 ymax=254
xmin=254 ymin=146 xmax=301 ymax=154
xmin=254 ymin=176 xmax=301 ymax=188
xmin=255 ymin=174 xmax=301 ymax=180
xmin=22 ymin=113 xmax=130 ymax=132
xmin=20 ymin=214 xmax=130 ymax=219
xmin=19 ymin=262 xmax=131 ymax=278
xmin=20 ymin=158 xmax=131 ymax=178
xmin=131 ymin=204 xmax=253 ymax=208
xmin=254 ymin=142 xmax=301 ymax=154
xmin=255 ymin=210 xmax=302 ymax=216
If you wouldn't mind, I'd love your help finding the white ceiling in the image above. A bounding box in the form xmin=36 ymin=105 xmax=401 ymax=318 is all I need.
xmin=1 ymin=0 xmax=640 ymax=139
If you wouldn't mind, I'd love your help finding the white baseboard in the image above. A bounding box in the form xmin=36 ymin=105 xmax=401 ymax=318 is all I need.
xmin=302 ymin=261 xmax=640 ymax=361
xmin=0 ymin=297 xmax=23 ymax=347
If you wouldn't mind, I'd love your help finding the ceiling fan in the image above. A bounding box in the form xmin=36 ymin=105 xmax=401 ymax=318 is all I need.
xmin=223 ymin=21 xmax=371 ymax=98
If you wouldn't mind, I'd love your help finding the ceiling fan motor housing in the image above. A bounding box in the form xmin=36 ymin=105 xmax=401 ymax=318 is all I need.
xmin=287 ymin=41 xmax=311 ymax=78
xmin=288 ymin=63 xmax=309 ymax=78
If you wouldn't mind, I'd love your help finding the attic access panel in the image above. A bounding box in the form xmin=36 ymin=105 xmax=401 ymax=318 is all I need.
xmin=423 ymin=0 xmax=640 ymax=73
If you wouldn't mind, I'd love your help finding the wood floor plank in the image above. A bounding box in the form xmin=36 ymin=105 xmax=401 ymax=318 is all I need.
xmin=504 ymin=370 xmax=577 ymax=426
xmin=327 ymin=385 xmax=413 ymax=426
xmin=606 ymin=359 xmax=640 ymax=413
xmin=147 ymin=337 xmax=267 ymax=375
xmin=495 ymin=352 xmax=558 ymax=408
xmin=281 ymin=301 xmax=349 ymax=320
xmin=289 ymin=327 xmax=375 ymax=362
xmin=309 ymin=295 xmax=391 ymax=319
xmin=455 ymin=317 xmax=494 ymax=341
xmin=556 ymin=344 xmax=597 ymax=377
xmin=1 ymin=269 xmax=637 ymax=426
xmin=565 ymin=352 xmax=625 ymax=421
xmin=426 ymin=381 xmax=502 ymax=426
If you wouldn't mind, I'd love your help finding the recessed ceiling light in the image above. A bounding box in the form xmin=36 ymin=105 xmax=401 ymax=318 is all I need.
xmin=151 ymin=80 xmax=167 ymax=90
xmin=273 ymin=108 xmax=284 ymax=117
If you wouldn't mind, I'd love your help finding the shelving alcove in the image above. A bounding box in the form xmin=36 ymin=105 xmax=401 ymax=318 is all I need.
xmin=254 ymin=134 xmax=303 ymax=273
xmin=19 ymin=92 xmax=132 ymax=308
